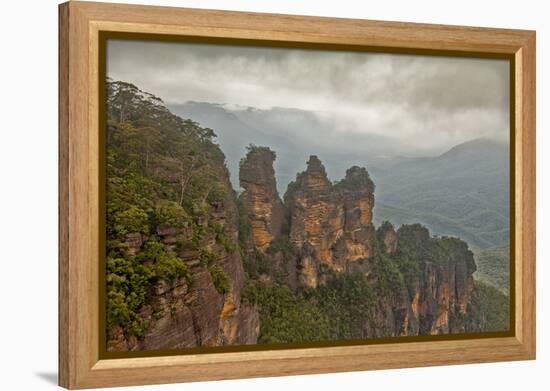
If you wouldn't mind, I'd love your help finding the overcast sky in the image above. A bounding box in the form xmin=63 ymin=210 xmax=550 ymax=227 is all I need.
xmin=107 ymin=39 xmax=509 ymax=154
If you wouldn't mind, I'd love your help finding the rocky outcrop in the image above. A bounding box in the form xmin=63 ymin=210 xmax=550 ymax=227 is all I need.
xmin=107 ymin=161 xmax=260 ymax=352
xmin=285 ymin=156 xmax=342 ymax=267
xmin=342 ymin=224 xmax=476 ymax=338
xmin=332 ymin=166 xmax=376 ymax=267
xmin=394 ymin=225 xmax=476 ymax=335
xmin=278 ymin=157 xmax=475 ymax=335
xmin=366 ymin=288 xmax=420 ymax=338
xmin=284 ymin=157 xmax=376 ymax=286
xmin=239 ymin=146 xmax=285 ymax=251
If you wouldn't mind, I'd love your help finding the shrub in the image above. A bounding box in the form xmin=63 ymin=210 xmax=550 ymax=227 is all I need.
xmin=240 ymin=246 xmax=258 ymax=278
xmin=138 ymin=240 xmax=190 ymax=282
xmin=112 ymin=206 xmax=149 ymax=236
xmin=154 ymin=200 xmax=190 ymax=229
xmin=266 ymin=237 xmax=295 ymax=257
xmin=237 ymin=196 xmax=250 ymax=245
xmin=106 ymin=256 xmax=153 ymax=338
xmin=175 ymin=239 xmax=197 ymax=252
xmin=371 ymin=254 xmax=405 ymax=297
xmin=199 ymin=248 xmax=216 ymax=267
xmin=217 ymin=233 xmax=238 ymax=253
xmin=209 ymin=221 xmax=224 ymax=234
xmin=255 ymin=249 xmax=273 ymax=275
xmin=393 ymin=252 xmax=422 ymax=279
xmin=308 ymin=273 xmax=375 ymax=340
xmin=209 ymin=265 xmax=230 ymax=294
xmin=106 ymin=239 xmax=193 ymax=341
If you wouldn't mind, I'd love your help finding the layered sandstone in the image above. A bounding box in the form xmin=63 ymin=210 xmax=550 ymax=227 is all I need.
xmin=108 ymin=169 xmax=260 ymax=352
xmin=347 ymin=224 xmax=476 ymax=337
xmin=279 ymin=158 xmax=475 ymax=335
xmin=284 ymin=157 xmax=376 ymax=286
xmin=239 ymin=146 xmax=285 ymax=251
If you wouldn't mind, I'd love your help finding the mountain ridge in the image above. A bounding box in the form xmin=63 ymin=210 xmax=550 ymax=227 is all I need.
xmin=370 ymin=137 xmax=509 ymax=249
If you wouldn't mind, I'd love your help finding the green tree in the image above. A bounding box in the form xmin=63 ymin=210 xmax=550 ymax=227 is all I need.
xmin=154 ymin=200 xmax=191 ymax=229
xmin=112 ymin=206 xmax=149 ymax=236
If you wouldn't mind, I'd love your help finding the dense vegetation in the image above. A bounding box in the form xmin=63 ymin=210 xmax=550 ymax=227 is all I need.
xmin=243 ymin=281 xmax=331 ymax=343
xmin=473 ymin=246 xmax=510 ymax=294
xmin=105 ymin=80 xmax=234 ymax=339
xmin=450 ymin=281 xmax=510 ymax=332
xmin=466 ymin=281 xmax=510 ymax=332
xmin=243 ymin=273 xmax=381 ymax=343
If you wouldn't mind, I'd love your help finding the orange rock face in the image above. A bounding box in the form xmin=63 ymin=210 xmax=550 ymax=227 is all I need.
xmin=108 ymin=158 xmax=260 ymax=352
xmin=285 ymin=157 xmax=376 ymax=286
xmin=282 ymin=160 xmax=477 ymax=335
xmin=239 ymin=147 xmax=285 ymax=251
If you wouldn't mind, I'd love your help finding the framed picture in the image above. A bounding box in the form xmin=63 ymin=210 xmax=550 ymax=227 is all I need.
xmin=59 ymin=1 xmax=536 ymax=389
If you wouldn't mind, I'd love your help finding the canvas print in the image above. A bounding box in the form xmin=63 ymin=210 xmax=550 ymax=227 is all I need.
xmin=104 ymin=39 xmax=511 ymax=353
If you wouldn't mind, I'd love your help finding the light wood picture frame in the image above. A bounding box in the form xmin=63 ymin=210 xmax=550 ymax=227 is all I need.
xmin=59 ymin=1 xmax=536 ymax=389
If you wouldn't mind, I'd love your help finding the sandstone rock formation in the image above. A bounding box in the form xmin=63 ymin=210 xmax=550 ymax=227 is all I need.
xmin=394 ymin=224 xmax=476 ymax=335
xmin=107 ymin=157 xmax=260 ymax=352
xmin=278 ymin=157 xmax=475 ymax=335
xmin=327 ymin=224 xmax=476 ymax=338
xmin=284 ymin=157 xmax=376 ymax=286
xmin=239 ymin=146 xmax=285 ymax=251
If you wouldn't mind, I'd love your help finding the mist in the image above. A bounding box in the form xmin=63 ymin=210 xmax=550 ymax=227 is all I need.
xmin=107 ymin=39 xmax=510 ymax=156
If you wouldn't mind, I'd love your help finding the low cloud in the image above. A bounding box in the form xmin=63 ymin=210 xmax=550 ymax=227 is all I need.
xmin=107 ymin=39 xmax=509 ymax=154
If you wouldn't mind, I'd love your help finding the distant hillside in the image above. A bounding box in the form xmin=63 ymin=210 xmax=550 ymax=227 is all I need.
xmin=369 ymin=138 xmax=509 ymax=249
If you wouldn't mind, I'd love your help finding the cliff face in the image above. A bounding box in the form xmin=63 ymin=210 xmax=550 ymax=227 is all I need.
xmin=239 ymin=147 xmax=285 ymax=251
xmin=284 ymin=157 xmax=376 ymax=287
xmin=391 ymin=224 xmax=476 ymax=336
xmin=109 ymin=196 xmax=260 ymax=351
xmin=105 ymin=80 xmax=259 ymax=352
xmin=252 ymin=155 xmax=477 ymax=337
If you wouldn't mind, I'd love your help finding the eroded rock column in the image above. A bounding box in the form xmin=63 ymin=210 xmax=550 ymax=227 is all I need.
xmin=239 ymin=146 xmax=285 ymax=251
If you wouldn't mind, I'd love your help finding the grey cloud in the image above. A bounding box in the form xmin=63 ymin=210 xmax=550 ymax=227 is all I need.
xmin=107 ymin=39 xmax=509 ymax=154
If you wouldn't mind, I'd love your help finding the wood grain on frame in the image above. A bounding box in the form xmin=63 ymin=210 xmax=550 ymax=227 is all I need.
xmin=59 ymin=1 xmax=536 ymax=388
